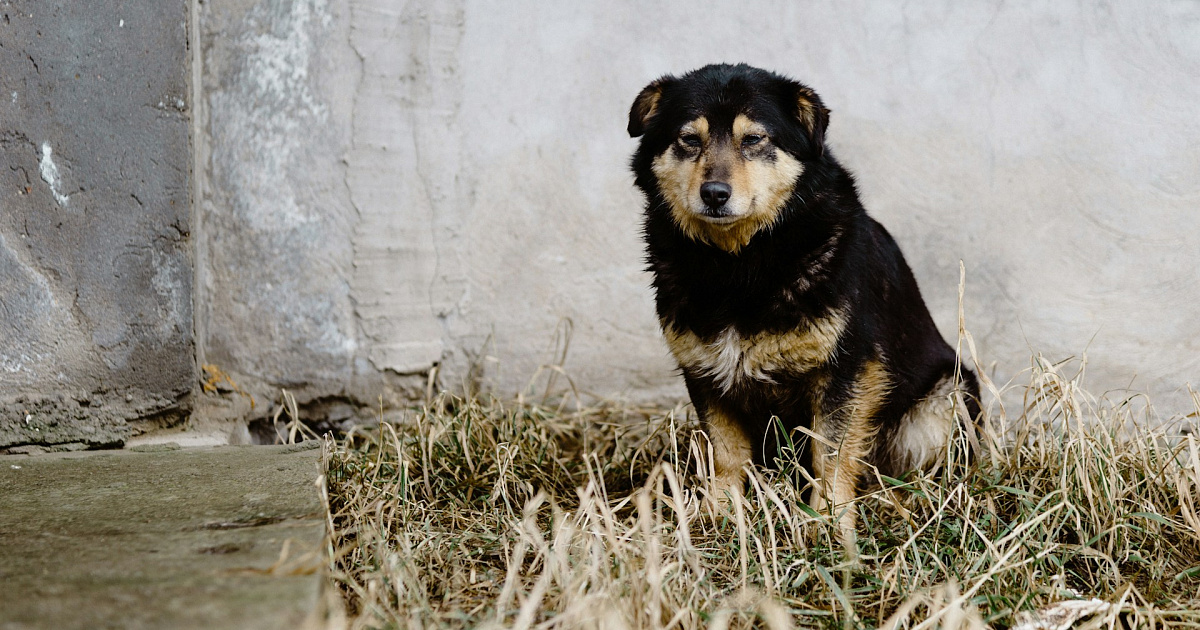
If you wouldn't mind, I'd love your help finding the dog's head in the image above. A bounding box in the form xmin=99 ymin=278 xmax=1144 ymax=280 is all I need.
xmin=629 ymin=64 xmax=830 ymax=253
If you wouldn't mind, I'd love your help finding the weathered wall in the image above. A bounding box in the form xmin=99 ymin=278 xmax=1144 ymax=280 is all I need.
xmin=194 ymin=0 xmax=374 ymax=426
xmin=0 ymin=1 xmax=194 ymax=449
xmin=198 ymin=1 xmax=1200 ymax=418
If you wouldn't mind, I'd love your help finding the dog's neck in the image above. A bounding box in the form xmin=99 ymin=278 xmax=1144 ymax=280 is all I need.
xmin=644 ymin=154 xmax=866 ymax=336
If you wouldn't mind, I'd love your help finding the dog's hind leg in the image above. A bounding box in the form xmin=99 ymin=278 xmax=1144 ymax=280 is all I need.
xmin=885 ymin=375 xmax=959 ymax=476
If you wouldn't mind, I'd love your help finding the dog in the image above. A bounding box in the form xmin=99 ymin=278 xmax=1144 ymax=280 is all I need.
xmin=628 ymin=64 xmax=980 ymax=537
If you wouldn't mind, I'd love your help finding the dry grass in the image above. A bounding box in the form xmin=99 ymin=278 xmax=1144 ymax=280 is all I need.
xmin=320 ymin=348 xmax=1200 ymax=629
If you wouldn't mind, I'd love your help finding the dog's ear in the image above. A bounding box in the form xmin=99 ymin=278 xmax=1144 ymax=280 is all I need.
xmin=793 ymin=85 xmax=831 ymax=158
xmin=628 ymin=77 xmax=673 ymax=138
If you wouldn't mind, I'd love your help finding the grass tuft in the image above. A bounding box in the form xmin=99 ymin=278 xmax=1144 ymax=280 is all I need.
xmin=322 ymin=358 xmax=1200 ymax=629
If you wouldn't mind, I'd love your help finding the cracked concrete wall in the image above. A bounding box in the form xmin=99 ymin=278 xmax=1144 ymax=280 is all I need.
xmin=198 ymin=1 xmax=1200 ymax=417
xmin=0 ymin=1 xmax=195 ymax=449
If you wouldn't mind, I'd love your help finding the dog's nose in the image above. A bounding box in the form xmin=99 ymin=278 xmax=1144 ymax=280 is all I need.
xmin=700 ymin=181 xmax=732 ymax=209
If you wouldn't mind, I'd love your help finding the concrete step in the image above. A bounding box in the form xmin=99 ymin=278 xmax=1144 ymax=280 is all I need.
xmin=0 ymin=443 xmax=340 ymax=630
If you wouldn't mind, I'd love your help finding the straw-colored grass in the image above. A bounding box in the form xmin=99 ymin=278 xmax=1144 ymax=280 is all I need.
xmin=320 ymin=347 xmax=1200 ymax=629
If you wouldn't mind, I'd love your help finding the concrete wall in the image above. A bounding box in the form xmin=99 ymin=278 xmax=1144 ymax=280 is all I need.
xmin=4 ymin=1 xmax=1196 ymax=447
xmin=0 ymin=1 xmax=194 ymax=450
xmin=195 ymin=0 xmax=685 ymax=425
xmin=193 ymin=0 xmax=374 ymax=428
xmin=195 ymin=0 xmax=1200 ymax=418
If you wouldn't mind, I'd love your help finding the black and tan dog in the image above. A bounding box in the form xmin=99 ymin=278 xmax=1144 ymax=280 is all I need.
xmin=628 ymin=64 xmax=979 ymax=535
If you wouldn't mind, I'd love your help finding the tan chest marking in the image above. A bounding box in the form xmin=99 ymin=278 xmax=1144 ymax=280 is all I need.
xmin=663 ymin=308 xmax=846 ymax=393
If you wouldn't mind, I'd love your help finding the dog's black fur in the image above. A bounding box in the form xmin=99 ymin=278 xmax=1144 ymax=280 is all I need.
xmin=628 ymin=64 xmax=979 ymax=527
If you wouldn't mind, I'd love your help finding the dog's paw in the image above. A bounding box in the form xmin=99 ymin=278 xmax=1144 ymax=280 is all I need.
xmin=699 ymin=477 xmax=743 ymax=520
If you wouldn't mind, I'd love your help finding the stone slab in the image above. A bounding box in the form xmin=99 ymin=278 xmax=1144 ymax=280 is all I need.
xmin=0 ymin=443 xmax=334 ymax=630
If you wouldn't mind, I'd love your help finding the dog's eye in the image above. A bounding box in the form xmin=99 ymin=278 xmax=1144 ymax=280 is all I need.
xmin=679 ymin=134 xmax=702 ymax=148
xmin=742 ymin=134 xmax=765 ymax=147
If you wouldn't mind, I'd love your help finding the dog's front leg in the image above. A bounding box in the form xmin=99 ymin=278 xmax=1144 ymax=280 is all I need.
xmin=810 ymin=425 xmax=869 ymax=544
xmin=701 ymin=402 xmax=753 ymax=506
xmin=814 ymin=360 xmax=890 ymax=549
xmin=813 ymin=417 xmax=883 ymax=555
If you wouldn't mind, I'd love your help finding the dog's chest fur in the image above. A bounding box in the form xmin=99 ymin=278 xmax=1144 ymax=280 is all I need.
xmin=662 ymin=308 xmax=845 ymax=393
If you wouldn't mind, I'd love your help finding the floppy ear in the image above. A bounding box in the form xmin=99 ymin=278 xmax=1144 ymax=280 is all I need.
xmin=628 ymin=77 xmax=672 ymax=138
xmin=794 ymin=86 xmax=831 ymax=157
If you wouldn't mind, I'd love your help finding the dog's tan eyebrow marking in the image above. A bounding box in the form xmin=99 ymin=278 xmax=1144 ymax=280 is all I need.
xmin=680 ymin=116 xmax=710 ymax=141
xmin=733 ymin=114 xmax=768 ymax=140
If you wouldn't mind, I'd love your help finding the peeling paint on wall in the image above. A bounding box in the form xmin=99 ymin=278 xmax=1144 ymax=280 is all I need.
xmin=37 ymin=143 xmax=68 ymax=207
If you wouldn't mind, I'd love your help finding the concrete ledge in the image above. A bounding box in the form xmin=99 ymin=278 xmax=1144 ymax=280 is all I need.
xmin=0 ymin=443 xmax=336 ymax=630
